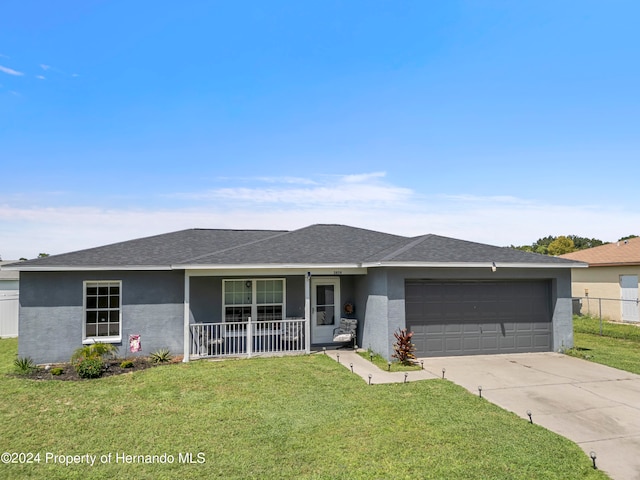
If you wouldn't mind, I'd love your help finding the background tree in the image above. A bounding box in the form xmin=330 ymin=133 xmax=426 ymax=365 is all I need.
xmin=511 ymin=235 xmax=608 ymax=255
xmin=547 ymin=236 xmax=575 ymax=256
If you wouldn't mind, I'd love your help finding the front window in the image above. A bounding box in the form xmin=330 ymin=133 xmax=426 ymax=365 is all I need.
xmin=223 ymin=279 xmax=284 ymax=322
xmin=84 ymin=281 xmax=121 ymax=341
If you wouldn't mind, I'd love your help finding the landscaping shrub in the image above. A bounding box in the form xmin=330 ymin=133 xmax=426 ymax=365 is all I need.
xmin=75 ymin=357 xmax=104 ymax=379
xmin=14 ymin=357 xmax=36 ymax=375
xmin=149 ymin=348 xmax=172 ymax=364
xmin=50 ymin=367 xmax=64 ymax=376
xmin=120 ymin=359 xmax=134 ymax=368
xmin=392 ymin=328 xmax=416 ymax=366
xmin=71 ymin=343 xmax=118 ymax=364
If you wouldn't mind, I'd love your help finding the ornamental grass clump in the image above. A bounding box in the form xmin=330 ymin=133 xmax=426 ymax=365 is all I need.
xmin=392 ymin=328 xmax=417 ymax=366
xmin=14 ymin=356 xmax=36 ymax=375
xmin=149 ymin=348 xmax=172 ymax=364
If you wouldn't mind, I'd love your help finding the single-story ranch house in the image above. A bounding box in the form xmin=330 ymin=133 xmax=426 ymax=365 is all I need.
xmin=561 ymin=237 xmax=640 ymax=322
xmin=7 ymin=224 xmax=584 ymax=364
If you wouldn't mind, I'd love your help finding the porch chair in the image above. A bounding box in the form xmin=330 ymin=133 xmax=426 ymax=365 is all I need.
xmin=198 ymin=327 xmax=224 ymax=356
xmin=332 ymin=318 xmax=357 ymax=348
xmin=281 ymin=322 xmax=303 ymax=350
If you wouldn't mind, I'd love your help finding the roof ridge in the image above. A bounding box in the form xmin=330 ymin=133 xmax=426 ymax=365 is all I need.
xmin=378 ymin=235 xmax=434 ymax=261
xmin=176 ymin=230 xmax=292 ymax=264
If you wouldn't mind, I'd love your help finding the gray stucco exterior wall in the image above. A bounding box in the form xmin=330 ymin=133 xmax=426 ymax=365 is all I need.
xmin=19 ymin=271 xmax=185 ymax=364
xmin=361 ymin=267 xmax=574 ymax=360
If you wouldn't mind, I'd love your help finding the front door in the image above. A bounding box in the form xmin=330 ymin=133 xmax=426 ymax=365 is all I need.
xmin=621 ymin=275 xmax=639 ymax=322
xmin=311 ymin=277 xmax=340 ymax=343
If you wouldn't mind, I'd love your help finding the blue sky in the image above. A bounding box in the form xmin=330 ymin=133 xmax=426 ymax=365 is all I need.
xmin=1 ymin=1 xmax=639 ymax=259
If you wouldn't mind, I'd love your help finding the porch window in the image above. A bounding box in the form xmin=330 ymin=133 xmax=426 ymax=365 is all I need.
xmin=223 ymin=279 xmax=285 ymax=322
xmin=84 ymin=281 xmax=121 ymax=342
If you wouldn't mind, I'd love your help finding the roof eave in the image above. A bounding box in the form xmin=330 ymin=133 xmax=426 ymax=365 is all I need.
xmin=175 ymin=263 xmax=363 ymax=270
xmin=580 ymin=261 xmax=640 ymax=267
xmin=362 ymin=261 xmax=586 ymax=269
xmin=11 ymin=265 xmax=173 ymax=272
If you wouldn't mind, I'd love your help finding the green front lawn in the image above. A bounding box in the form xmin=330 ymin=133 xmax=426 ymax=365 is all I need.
xmin=0 ymin=338 xmax=606 ymax=479
xmin=567 ymin=315 xmax=640 ymax=375
xmin=569 ymin=332 xmax=640 ymax=374
xmin=573 ymin=315 xmax=640 ymax=341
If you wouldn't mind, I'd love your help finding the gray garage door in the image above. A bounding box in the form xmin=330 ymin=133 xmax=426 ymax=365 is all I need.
xmin=406 ymin=281 xmax=552 ymax=357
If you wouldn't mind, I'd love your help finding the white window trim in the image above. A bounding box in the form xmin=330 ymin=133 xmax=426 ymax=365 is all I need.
xmin=222 ymin=278 xmax=287 ymax=322
xmin=82 ymin=280 xmax=122 ymax=344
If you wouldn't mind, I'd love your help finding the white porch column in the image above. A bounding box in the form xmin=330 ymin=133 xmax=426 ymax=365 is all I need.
xmin=183 ymin=271 xmax=190 ymax=363
xmin=304 ymin=272 xmax=311 ymax=353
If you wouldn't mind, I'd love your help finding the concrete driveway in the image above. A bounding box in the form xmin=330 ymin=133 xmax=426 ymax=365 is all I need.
xmin=420 ymin=353 xmax=640 ymax=480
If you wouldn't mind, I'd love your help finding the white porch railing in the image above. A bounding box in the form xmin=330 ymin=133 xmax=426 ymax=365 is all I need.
xmin=189 ymin=318 xmax=308 ymax=359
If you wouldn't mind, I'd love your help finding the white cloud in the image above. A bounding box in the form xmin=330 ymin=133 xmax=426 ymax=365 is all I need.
xmin=36 ymin=75 xmax=45 ymax=80
xmin=2 ymin=174 xmax=639 ymax=259
xmin=0 ymin=65 xmax=24 ymax=76
xmin=341 ymin=171 xmax=387 ymax=183
xmin=173 ymin=173 xmax=413 ymax=206
xmin=40 ymin=64 xmax=50 ymax=71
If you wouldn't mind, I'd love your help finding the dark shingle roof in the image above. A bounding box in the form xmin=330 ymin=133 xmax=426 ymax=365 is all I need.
xmin=370 ymin=234 xmax=579 ymax=265
xmin=8 ymin=224 xmax=582 ymax=270
xmin=12 ymin=229 xmax=284 ymax=268
xmin=181 ymin=224 xmax=407 ymax=265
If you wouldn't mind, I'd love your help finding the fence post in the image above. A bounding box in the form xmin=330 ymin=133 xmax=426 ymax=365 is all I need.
xmin=247 ymin=316 xmax=253 ymax=358
xmin=598 ymin=298 xmax=603 ymax=335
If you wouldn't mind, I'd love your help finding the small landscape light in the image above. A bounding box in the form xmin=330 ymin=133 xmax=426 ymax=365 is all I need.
xmin=404 ymin=372 xmax=408 ymax=383
xmin=420 ymin=360 xmax=424 ymax=369
xmin=442 ymin=368 xmax=446 ymax=379
xmin=387 ymin=361 xmax=391 ymax=371
xmin=323 ymin=347 xmax=326 ymax=355
xmin=526 ymin=410 xmax=533 ymax=424
xmin=336 ymin=353 xmax=340 ymax=363
xmin=350 ymin=363 xmax=354 ymax=373
xmin=478 ymin=385 xmax=483 ymax=398
xmin=368 ymin=374 xmax=372 ymax=385
xmin=369 ymin=352 xmax=374 ymax=362
xmin=589 ymin=451 xmax=597 ymax=470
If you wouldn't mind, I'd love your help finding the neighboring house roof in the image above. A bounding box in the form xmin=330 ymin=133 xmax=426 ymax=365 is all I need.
xmin=0 ymin=261 xmax=21 ymax=280
xmin=560 ymin=237 xmax=640 ymax=266
xmin=6 ymin=224 xmax=582 ymax=271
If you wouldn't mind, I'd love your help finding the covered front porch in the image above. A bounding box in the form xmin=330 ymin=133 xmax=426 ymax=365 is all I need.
xmin=182 ymin=269 xmax=364 ymax=361
xmin=189 ymin=317 xmax=308 ymax=358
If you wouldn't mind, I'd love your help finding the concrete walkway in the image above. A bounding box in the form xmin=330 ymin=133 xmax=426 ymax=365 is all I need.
xmin=326 ymin=350 xmax=640 ymax=480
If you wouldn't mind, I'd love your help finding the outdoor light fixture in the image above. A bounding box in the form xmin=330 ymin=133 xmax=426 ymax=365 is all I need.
xmin=442 ymin=368 xmax=446 ymax=379
xmin=526 ymin=410 xmax=533 ymax=424
xmin=336 ymin=353 xmax=340 ymax=363
xmin=491 ymin=262 xmax=497 ymax=273
xmin=368 ymin=374 xmax=372 ymax=385
xmin=370 ymin=352 xmax=374 ymax=362
xmin=350 ymin=363 xmax=354 ymax=373
xmin=323 ymin=347 xmax=326 ymax=355
xmin=420 ymin=360 xmax=424 ymax=370
xmin=387 ymin=361 xmax=391 ymax=371
xmin=404 ymin=372 xmax=408 ymax=383
xmin=589 ymin=451 xmax=597 ymax=470
xmin=478 ymin=385 xmax=483 ymax=398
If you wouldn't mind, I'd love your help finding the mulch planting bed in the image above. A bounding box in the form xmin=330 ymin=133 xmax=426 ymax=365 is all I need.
xmin=16 ymin=356 xmax=182 ymax=381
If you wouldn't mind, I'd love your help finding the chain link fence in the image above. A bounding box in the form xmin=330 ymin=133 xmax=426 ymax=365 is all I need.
xmin=572 ymin=295 xmax=640 ymax=333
